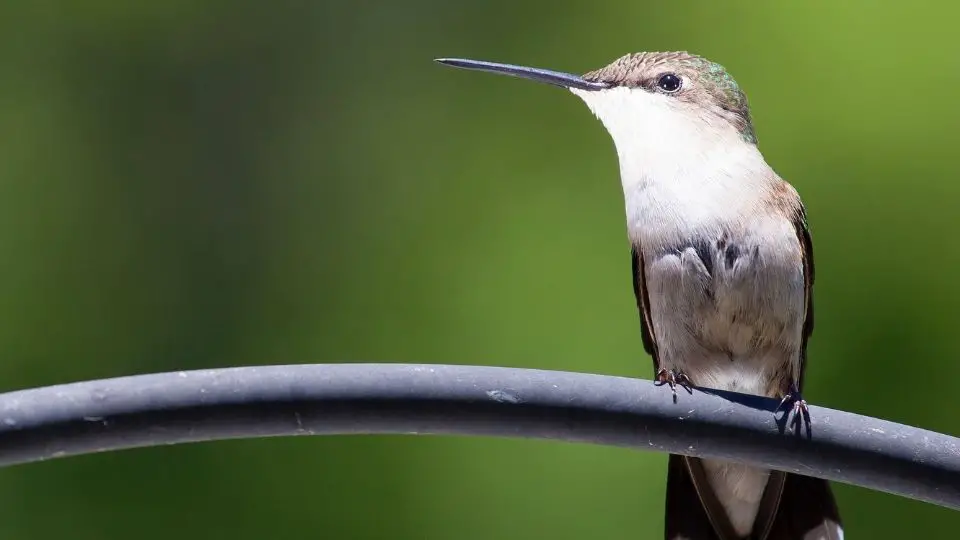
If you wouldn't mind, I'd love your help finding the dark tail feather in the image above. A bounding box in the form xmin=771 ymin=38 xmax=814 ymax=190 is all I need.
xmin=665 ymin=454 xmax=723 ymax=540
xmin=665 ymin=454 xmax=842 ymax=540
xmin=765 ymin=473 xmax=843 ymax=540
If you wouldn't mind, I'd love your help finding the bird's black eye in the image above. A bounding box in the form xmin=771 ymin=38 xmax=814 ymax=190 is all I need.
xmin=656 ymin=73 xmax=682 ymax=93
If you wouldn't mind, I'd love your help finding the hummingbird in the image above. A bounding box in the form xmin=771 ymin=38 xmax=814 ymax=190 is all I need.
xmin=437 ymin=52 xmax=842 ymax=540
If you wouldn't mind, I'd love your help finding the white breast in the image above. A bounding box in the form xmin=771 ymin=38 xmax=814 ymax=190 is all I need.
xmin=571 ymin=85 xmax=774 ymax=249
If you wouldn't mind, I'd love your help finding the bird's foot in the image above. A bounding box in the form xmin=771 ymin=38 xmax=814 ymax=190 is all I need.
xmin=777 ymin=382 xmax=811 ymax=435
xmin=655 ymin=368 xmax=694 ymax=402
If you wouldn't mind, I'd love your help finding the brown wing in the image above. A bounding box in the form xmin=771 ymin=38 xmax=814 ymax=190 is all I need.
xmin=764 ymin=473 xmax=843 ymax=540
xmin=631 ymin=245 xmax=660 ymax=369
xmin=792 ymin=203 xmax=815 ymax=392
xmin=765 ymin=206 xmax=842 ymax=539
xmin=665 ymin=455 xmax=735 ymax=540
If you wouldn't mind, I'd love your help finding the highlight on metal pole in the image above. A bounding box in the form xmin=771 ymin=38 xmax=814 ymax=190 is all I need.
xmin=0 ymin=363 xmax=957 ymax=510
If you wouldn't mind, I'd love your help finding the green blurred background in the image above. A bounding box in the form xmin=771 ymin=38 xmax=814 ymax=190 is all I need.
xmin=0 ymin=1 xmax=957 ymax=538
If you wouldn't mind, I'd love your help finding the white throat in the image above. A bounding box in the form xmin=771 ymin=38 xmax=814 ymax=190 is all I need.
xmin=570 ymin=86 xmax=773 ymax=248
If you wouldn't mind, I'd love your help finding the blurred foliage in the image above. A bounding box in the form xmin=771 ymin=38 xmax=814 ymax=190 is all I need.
xmin=0 ymin=1 xmax=957 ymax=538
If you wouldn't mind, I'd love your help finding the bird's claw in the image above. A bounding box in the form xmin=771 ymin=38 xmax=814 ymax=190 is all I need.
xmin=777 ymin=382 xmax=811 ymax=434
xmin=655 ymin=368 xmax=694 ymax=402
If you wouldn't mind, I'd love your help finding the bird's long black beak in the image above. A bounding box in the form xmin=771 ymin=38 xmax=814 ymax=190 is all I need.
xmin=435 ymin=58 xmax=610 ymax=91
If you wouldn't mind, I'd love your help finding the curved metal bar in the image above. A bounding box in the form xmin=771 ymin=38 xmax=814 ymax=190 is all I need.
xmin=0 ymin=363 xmax=957 ymax=509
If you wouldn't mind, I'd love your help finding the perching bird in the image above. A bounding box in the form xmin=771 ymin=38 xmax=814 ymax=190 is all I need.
xmin=437 ymin=51 xmax=842 ymax=540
